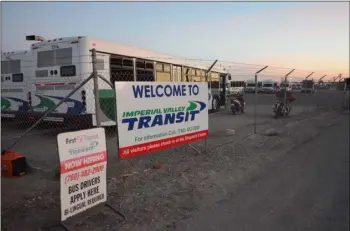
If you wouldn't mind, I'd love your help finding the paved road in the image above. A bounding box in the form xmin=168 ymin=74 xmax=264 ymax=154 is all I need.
xmin=243 ymin=91 xmax=345 ymax=107
xmin=173 ymin=114 xmax=349 ymax=231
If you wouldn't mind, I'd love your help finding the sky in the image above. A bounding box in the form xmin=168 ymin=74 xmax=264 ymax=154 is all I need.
xmin=1 ymin=2 xmax=349 ymax=81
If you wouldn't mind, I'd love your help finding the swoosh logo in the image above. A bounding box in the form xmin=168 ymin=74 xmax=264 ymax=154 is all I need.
xmin=186 ymin=101 xmax=206 ymax=112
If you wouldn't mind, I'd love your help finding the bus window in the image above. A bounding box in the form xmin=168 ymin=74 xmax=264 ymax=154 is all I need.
xmin=145 ymin=62 xmax=154 ymax=70
xmin=110 ymin=57 xmax=122 ymax=68
xmin=123 ymin=59 xmax=133 ymax=68
xmin=12 ymin=73 xmax=23 ymax=82
xmin=198 ymin=70 xmax=203 ymax=77
xmin=56 ymin=48 xmax=73 ymax=66
xmin=60 ymin=65 xmax=76 ymax=77
xmin=156 ymin=63 xmax=163 ymax=71
xmin=37 ymin=50 xmax=54 ymax=67
xmin=1 ymin=60 xmax=21 ymax=74
xmin=136 ymin=60 xmax=145 ymax=69
xmin=37 ymin=48 xmax=72 ymax=68
xmin=163 ymin=64 xmax=171 ymax=72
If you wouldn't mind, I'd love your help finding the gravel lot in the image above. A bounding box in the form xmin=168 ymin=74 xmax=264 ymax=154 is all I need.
xmin=1 ymin=90 xmax=346 ymax=231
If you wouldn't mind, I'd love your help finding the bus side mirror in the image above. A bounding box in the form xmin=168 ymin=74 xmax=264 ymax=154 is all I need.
xmin=228 ymin=76 xmax=232 ymax=81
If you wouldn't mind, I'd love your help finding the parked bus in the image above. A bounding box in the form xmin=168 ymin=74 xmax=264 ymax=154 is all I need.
xmin=229 ymin=81 xmax=245 ymax=95
xmin=260 ymin=80 xmax=276 ymax=94
xmin=245 ymin=79 xmax=255 ymax=93
xmin=26 ymin=35 xmax=231 ymax=126
xmin=1 ymin=50 xmax=33 ymax=119
xmin=245 ymin=79 xmax=262 ymax=93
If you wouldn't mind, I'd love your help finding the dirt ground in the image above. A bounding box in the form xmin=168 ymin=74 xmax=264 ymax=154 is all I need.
xmin=1 ymin=106 xmax=345 ymax=231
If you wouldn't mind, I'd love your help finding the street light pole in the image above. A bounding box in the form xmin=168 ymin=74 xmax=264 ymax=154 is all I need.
xmin=305 ymin=72 xmax=314 ymax=80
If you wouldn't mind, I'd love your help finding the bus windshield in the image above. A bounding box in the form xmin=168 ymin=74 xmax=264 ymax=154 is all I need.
xmin=37 ymin=47 xmax=73 ymax=68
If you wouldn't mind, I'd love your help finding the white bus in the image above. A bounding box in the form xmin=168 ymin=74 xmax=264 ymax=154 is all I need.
xmin=26 ymin=36 xmax=231 ymax=126
xmin=260 ymin=80 xmax=276 ymax=94
xmin=1 ymin=50 xmax=33 ymax=119
xmin=229 ymin=81 xmax=245 ymax=95
xmin=245 ymin=79 xmax=262 ymax=93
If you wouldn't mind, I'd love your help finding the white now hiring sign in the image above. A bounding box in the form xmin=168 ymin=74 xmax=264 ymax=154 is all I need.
xmin=115 ymin=82 xmax=209 ymax=159
xmin=57 ymin=127 xmax=107 ymax=221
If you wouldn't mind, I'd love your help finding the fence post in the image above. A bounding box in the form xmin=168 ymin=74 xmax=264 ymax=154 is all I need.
xmin=203 ymin=59 xmax=218 ymax=153
xmin=284 ymin=69 xmax=295 ymax=106
xmin=254 ymin=66 xmax=268 ymax=134
xmin=92 ymin=49 xmax=101 ymax=128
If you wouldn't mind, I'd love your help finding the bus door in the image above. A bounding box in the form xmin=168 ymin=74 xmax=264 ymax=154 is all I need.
xmin=219 ymin=73 xmax=226 ymax=106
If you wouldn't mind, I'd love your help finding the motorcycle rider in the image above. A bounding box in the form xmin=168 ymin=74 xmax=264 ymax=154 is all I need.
xmin=275 ymin=86 xmax=296 ymax=108
xmin=236 ymin=92 xmax=245 ymax=113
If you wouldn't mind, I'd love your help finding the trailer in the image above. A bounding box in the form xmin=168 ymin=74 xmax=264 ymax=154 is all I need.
xmin=300 ymin=80 xmax=315 ymax=93
xmin=25 ymin=36 xmax=231 ymax=126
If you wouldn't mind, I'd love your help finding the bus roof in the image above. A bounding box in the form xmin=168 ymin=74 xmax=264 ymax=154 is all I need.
xmin=31 ymin=36 xmax=226 ymax=73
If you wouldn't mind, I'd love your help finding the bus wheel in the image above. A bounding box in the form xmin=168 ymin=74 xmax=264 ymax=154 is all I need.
xmin=212 ymin=97 xmax=220 ymax=112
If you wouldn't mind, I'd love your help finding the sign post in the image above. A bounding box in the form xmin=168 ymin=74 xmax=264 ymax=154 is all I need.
xmin=57 ymin=127 xmax=107 ymax=221
xmin=115 ymin=82 xmax=209 ymax=159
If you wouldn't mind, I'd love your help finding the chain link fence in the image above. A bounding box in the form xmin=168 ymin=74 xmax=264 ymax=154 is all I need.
xmin=1 ymin=52 xmax=348 ymax=167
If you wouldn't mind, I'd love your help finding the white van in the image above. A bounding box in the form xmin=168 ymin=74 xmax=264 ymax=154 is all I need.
xmin=261 ymin=80 xmax=275 ymax=94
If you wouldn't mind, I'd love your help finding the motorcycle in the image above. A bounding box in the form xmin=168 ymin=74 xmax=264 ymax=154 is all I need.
xmin=273 ymin=89 xmax=295 ymax=118
xmin=230 ymin=96 xmax=245 ymax=115
xmin=272 ymin=100 xmax=291 ymax=118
